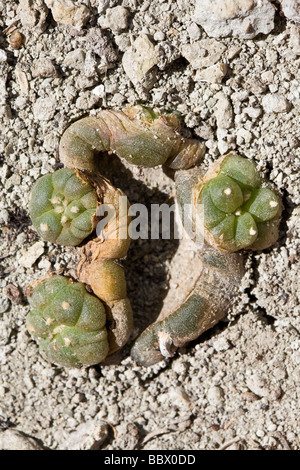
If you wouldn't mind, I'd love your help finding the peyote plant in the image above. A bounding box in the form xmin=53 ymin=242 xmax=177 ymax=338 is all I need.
xmin=195 ymin=153 xmax=282 ymax=252
xmin=27 ymin=171 xmax=133 ymax=367
xmin=131 ymin=153 xmax=283 ymax=366
xmin=29 ymin=168 xmax=98 ymax=246
xmin=27 ymin=276 xmax=109 ymax=368
xmin=27 ymin=104 xmax=204 ymax=367
xmin=26 ymin=105 xmax=283 ymax=368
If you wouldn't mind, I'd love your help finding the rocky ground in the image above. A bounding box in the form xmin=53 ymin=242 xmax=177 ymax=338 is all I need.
xmin=0 ymin=0 xmax=299 ymax=450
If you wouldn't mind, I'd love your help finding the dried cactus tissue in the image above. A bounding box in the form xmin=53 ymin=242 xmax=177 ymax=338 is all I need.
xmin=0 ymin=0 xmax=299 ymax=452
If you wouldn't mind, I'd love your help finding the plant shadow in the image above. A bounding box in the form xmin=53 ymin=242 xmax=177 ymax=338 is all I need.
xmin=93 ymin=153 xmax=180 ymax=363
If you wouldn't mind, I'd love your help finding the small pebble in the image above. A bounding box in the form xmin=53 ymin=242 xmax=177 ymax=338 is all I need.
xmin=105 ymin=6 xmax=129 ymax=33
xmin=33 ymin=97 xmax=57 ymax=121
xmin=0 ymin=298 xmax=11 ymax=314
xmin=31 ymin=58 xmax=57 ymax=78
xmin=194 ymin=0 xmax=276 ymax=39
xmin=195 ymin=63 xmax=228 ymax=84
xmin=122 ymin=34 xmax=159 ymax=90
xmin=19 ymin=241 xmax=45 ymax=268
xmin=64 ymin=49 xmax=86 ymax=70
xmin=262 ymin=93 xmax=291 ymax=113
xmin=45 ymin=0 xmax=90 ymax=29
xmin=261 ymin=70 xmax=274 ymax=83
xmin=187 ymin=22 xmax=201 ymax=40
xmin=207 ymin=386 xmax=224 ymax=406
xmin=153 ymin=31 xmax=165 ymax=42
xmin=0 ymin=49 xmax=7 ymax=62
xmin=214 ymin=92 xmax=233 ymax=129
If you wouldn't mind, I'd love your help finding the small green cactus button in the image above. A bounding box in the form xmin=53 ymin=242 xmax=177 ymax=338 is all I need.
xmin=27 ymin=276 xmax=109 ymax=368
xmin=198 ymin=153 xmax=282 ymax=252
xmin=29 ymin=168 xmax=98 ymax=246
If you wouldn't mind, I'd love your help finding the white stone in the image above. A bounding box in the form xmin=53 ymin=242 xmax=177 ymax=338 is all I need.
xmin=213 ymin=337 xmax=231 ymax=352
xmin=261 ymin=70 xmax=274 ymax=83
xmin=17 ymin=0 xmax=48 ymax=32
xmin=195 ymin=63 xmax=228 ymax=84
xmin=268 ymin=83 xmax=278 ymax=93
xmin=194 ymin=0 xmax=276 ymax=39
xmin=0 ymin=49 xmax=7 ymax=62
xmin=182 ymin=39 xmax=227 ymax=69
xmin=187 ymin=22 xmax=202 ymax=40
xmin=243 ymin=106 xmax=262 ymax=118
xmin=218 ymin=138 xmax=230 ymax=154
xmin=105 ymin=6 xmax=129 ymax=33
xmin=32 ymin=57 xmax=57 ymax=78
xmin=207 ymin=386 xmax=224 ymax=405
xmin=19 ymin=241 xmax=45 ymax=268
xmin=122 ymin=35 xmax=159 ymax=90
xmin=214 ymin=92 xmax=233 ymax=129
xmin=5 ymin=174 xmax=21 ymax=190
xmin=0 ymin=208 xmax=9 ymax=224
xmin=0 ymin=298 xmax=10 ymax=314
xmin=262 ymin=93 xmax=291 ymax=113
xmin=38 ymin=258 xmax=52 ymax=270
xmin=281 ymin=0 xmax=300 ymax=24
xmin=0 ymin=429 xmax=43 ymax=450
xmin=60 ymin=420 xmax=108 ymax=450
xmin=64 ymin=49 xmax=86 ymax=70
xmin=45 ymin=0 xmax=90 ymax=29
xmin=237 ymin=127 xmax=253 ymax=144
xmin=153 ymin=31 xmax=166 ymax=41
xmin=33 ymin=96 xmax=57 ymax=121
xmin=92 ymin=84 xmax=105 ymax=97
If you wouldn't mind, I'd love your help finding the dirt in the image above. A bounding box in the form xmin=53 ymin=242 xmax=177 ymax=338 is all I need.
xmin=0 ymin=0 xmax=299 ymax=450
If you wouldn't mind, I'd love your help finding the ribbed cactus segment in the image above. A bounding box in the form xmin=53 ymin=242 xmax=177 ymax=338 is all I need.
xmin=27 ymin=276 xmax=109 ymax=368
xmin=29 ymin=168 xmax=98 ymax=246
xmin=59 ymin=105 xmax=206 ymax=171
xmin=198 ymin=154 xmax=282 ymax=252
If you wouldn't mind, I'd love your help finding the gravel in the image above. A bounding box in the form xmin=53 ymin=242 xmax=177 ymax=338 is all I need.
xmin=0 ymin=0 xmax=299 ymax=451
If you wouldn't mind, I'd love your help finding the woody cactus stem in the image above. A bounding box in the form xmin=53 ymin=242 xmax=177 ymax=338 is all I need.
xmin=59 ymin=105 xmax=206 ymax=172
xmin=131 ymin=251 xmax=244 ymax=367
xmin=78 ymin=255 xmax=133 ymax=356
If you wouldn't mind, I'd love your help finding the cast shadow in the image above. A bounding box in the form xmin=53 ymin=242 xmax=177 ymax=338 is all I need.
xmin=93 ymin=153 xmax=180 ymax=365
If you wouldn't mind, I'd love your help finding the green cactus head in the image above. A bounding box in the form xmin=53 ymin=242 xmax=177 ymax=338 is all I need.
xmin=27 ymin=276 xmax=109 ymax=368
xmin=198 ymin=153 xmax=282 ymax=252
xmin=29 ymin=168 xmax=98 ymax=246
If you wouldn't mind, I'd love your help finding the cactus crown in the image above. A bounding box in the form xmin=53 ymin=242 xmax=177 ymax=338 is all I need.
xmin=27 ymin=276 xmax=109 ymax=368
xmin=198 ymin=153 xmax=282 ymax=252
xmin=29 ymin=168 xmax=98 ymax=246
